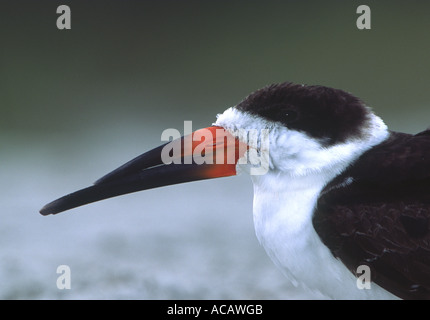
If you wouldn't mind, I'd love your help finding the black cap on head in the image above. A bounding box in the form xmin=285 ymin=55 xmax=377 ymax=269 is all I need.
xmin=236 ymin=82 xmax=369 ymax=146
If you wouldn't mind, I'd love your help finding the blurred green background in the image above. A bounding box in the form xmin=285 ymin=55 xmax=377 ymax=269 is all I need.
xmin=1 ymin=0 xmax=429 ymax=299
xmin=2 ymin=0 xmax=430 ymax=139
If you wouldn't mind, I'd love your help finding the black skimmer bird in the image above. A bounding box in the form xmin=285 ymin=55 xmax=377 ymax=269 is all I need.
xmin=40 ymin=82 xmax=430 ymax=300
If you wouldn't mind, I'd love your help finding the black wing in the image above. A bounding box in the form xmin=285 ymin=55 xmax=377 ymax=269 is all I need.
xmin=314 ymin=130 xmax=430 ymax=299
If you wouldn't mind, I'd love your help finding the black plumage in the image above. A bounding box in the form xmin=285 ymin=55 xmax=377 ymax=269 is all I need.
xmin=314 ymin=130 xmax=430 ymax=299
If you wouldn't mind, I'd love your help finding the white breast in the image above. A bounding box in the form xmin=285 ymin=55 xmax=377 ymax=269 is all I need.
xmin=251 ymin=172 xmax=398 ymax=299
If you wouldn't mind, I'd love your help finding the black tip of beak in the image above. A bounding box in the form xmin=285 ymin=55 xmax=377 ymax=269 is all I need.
xmin=40 ymin=144 xmax=164 ymax=215
xmin=39 ymin=163 xmax=215 ymax=215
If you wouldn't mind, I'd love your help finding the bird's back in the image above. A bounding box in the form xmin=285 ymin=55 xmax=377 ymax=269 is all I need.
xmin=314 ymin=130 xmax=430 ymax=299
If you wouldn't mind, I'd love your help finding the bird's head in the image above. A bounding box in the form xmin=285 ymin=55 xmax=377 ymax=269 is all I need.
xmin=215 ymin=82 xmax=389 ymax=180
xmin=40 ymin=82 xmax=389 ymax=215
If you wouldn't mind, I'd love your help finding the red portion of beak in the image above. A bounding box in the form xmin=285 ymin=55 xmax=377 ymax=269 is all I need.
xmin=40 ymin=126 xmax=248 ymax=215
xmin=170 ymin=126 xmax=248 ymax=178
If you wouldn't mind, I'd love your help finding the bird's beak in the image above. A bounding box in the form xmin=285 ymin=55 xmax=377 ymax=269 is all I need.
xmin=40 ymin=126 xmax=248 ymax=215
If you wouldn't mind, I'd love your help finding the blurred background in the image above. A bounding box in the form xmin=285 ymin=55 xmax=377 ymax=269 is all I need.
xmin=1 ymin=0 xmax=430 ymax=299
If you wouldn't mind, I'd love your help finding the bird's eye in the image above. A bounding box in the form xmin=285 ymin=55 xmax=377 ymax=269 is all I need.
xmin=284 ymin=110 xmax=298 ymax=123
